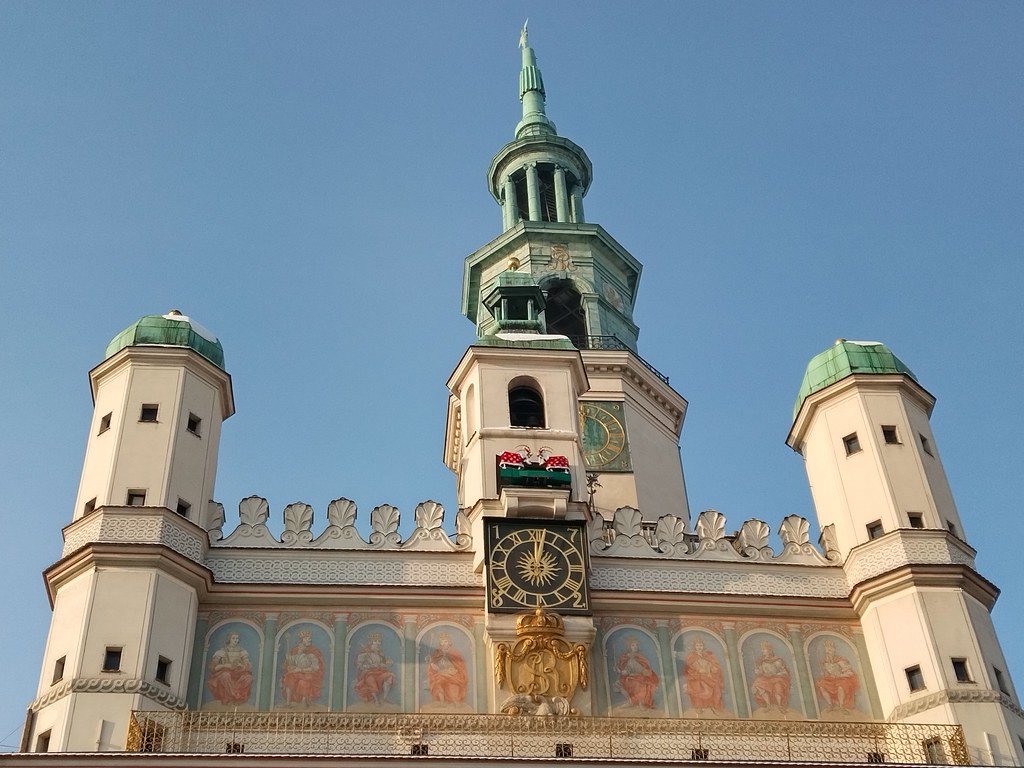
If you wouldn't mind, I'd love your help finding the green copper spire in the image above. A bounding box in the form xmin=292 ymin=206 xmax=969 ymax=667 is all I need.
xmin=516 ymin=22 xmax=556 ymax=139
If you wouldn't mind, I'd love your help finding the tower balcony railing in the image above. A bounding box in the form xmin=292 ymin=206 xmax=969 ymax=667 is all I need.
xmin=568 ymin=335 xmax=670 ymax=385
xmin=128 ymin=710 xmax=968 ymax=764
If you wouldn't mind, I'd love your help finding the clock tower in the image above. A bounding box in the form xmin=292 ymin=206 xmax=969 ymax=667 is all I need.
xmin=443 ymin=27 xmax=691 ymax=714
xmin=443 ymin=28 xmax=690 ymax=536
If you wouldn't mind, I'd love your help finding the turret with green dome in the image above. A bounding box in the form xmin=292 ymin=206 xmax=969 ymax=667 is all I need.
xmin=104 ymin=309 xmax=226 ymax=370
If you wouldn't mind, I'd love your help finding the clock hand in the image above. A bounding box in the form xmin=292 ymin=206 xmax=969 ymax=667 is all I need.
xmin=534 ymin=529 xmax=545 ymax=562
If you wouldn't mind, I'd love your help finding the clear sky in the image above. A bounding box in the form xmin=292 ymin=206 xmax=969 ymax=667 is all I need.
xmin=1 ymin=1 xmax=1021 ymax=749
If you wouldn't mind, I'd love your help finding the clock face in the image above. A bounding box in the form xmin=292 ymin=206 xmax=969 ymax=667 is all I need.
xmin=579 ymin=401 xmax=632 ymax=471
xmin=485 ymin=519 xmax=590 ymax=614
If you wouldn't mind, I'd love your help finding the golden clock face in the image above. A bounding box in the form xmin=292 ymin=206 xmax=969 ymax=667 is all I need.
xmin=485 ymin=519 xmax=590 ymax=614
xmin=579 ymin=401 xmax=632 ymax=471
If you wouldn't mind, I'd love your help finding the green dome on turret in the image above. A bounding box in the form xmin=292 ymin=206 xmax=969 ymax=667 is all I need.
xmin=105 ymin=310 xmax=226 ymax=369
xmin=793 ymin=339 xmax=915 ymax=420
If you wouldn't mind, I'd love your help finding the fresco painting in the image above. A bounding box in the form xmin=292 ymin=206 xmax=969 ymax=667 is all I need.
xmin=347 ymin=623 xmax=402 ymax=711
xmin=606 ymin=629 xmax=665 ymax=716
xmin=808 ymin=634 xmax=865 ymax=720
xmin=202 ymin=622 xmax=260 ymax=710
xmin=418 ymin=625 xmax=474 ymax=712
xmin=275 ymin=622 xmax=331 ymax=710
xmin=674 ymin=630 xmax=733 ymax=718
xmin=742 ymin=634 xmax=804 ymax=720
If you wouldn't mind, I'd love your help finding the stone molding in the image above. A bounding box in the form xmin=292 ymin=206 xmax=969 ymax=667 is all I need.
xmin=62 ymin=509 xmax=206 ymax=562
xmin=208 ymin=552 xmax=482 ymax=586
xmin=888 ymin=686 xmax=1024 ymax=722
xmin=845 ymin=531 xmax=977 ymax=587
xmin=590 ymin=562 xmax=849 ymax=599
xmin=30 ymin=677 xmax=187 ymax=712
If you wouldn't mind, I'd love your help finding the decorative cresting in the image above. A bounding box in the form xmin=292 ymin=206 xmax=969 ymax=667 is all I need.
xmin=127 ymin=710 xmax=969 ymax=764
xmin=588 ymin=506 xmax=840 ymax=565
xmin=213 ymin=496 xmax=471 ymax=551
xmin=494 ymin=610 xmax=588 ymax=716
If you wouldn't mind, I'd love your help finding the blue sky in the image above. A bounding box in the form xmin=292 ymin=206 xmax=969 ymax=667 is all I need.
xmin=1 ymin=1 xmax=1021 ymax=747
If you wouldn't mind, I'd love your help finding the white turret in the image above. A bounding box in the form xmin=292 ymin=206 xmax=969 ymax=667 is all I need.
xmin=27 ymin=312 xmax=233 ymax=753
xmin=789 ymin=340 xmax=1024 ymax=765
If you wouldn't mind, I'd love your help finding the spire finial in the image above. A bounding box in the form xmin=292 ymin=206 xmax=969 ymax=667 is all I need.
xmin=515 ymin=24 xmax=556 ymax=138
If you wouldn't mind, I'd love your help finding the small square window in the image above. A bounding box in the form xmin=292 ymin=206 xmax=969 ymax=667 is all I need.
xmin=908 ymin=512 xmax=925 ymax=529
xmin=52 ymin=655 xmax=66 ymax=685
xmin=867 ymin=520 xmax=885 ymax=539
xmin=906 ymin=665 xmax=926 ymax=692
xmin=140 ymin=405 xmax=159 ymax=422
xmin=920 ymin=433 xmax=933 ymax=456
xmin=103 ymin=647 xmax=122 ymax=672
xmin=952 ymin=658 xmax=972 ymax=683
xmin=98 ymin=412 xmax=112 ymax=434
xmin=35 ymin=730 xmax=51 ymax=753
xmin=126 ymin=490 xmax=146 ymax=507
xmin=175 ymin=499 xmax=191 ymax=518
xmin=882 ymin=425 xmax=900 ymax=444
xmin=83 ymin=498 xmax=97 ymax=516
xmin=186 ymin=413 xmax=201 ymax=436
xmin=843 ymin=433 xmax=862 ymax=455
xmin=995 ymin=667 xmax=1010 ymax=696
xmin=155 ymin=656 xmax=171 ymax=685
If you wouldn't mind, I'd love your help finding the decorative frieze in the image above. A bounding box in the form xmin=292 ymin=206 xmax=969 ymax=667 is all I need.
xmin=31 ymin=677 xmax=187 ymax=712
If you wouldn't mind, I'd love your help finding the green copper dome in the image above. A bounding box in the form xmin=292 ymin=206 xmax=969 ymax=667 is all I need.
xmin=104 ymin=311 xmax=225 ymax=369
xmin=793 ymin=339 xmax=915 ymax=419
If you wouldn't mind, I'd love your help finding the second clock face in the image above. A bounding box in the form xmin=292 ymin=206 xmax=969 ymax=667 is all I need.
xmin=485 ymin=520 xmax=590 ymax=614
xmin=579 ymin=401 xmax=632 ymax=471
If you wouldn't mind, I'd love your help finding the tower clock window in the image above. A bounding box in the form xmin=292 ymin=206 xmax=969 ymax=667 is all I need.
xmin=509 ymin=385 xmax=545 ymax=428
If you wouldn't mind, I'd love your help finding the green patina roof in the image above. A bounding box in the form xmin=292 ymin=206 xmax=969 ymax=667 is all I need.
xmin=104 ymin=311 xmax=226 ymax=369
xmin=793 ymin=340 xmax=915 ymax=419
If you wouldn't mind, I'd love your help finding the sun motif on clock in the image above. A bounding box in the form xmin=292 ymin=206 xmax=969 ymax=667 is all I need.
xmin=485 ymin=520 xmax=590 ymax=614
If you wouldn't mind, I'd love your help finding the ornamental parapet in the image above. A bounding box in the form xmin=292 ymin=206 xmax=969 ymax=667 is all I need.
xmin=128 ymin=710 xmax=968 ymax=764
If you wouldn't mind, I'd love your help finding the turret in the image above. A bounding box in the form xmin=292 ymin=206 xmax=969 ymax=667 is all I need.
xmin=788 ymin=339 xmax=1024 ymax=764
xmin=27 ymin=311 xmax=232 ymax=753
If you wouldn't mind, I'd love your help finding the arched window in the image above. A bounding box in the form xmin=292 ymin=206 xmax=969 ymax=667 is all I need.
xmin=509 ymin=385 xmax=545 ymax=428
xmin=544 ymin=279 xmax=587 ymax=342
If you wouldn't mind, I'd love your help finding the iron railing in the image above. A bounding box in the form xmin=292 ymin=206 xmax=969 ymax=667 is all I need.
xmin=568 ymin=335 xmax=670 ymax=385
xmin=128 ymin=710 xmax=968 ymax=764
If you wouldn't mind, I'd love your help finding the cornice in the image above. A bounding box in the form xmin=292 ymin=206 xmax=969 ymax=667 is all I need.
xmin=888 ymin=686 xmax=1024 ymax=722
xmin=29 ymin=676 xmax=187 ymax=713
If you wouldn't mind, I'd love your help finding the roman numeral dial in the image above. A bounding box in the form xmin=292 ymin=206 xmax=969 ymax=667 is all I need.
xmin=485 ymin=519 xmax=590 ymax=614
